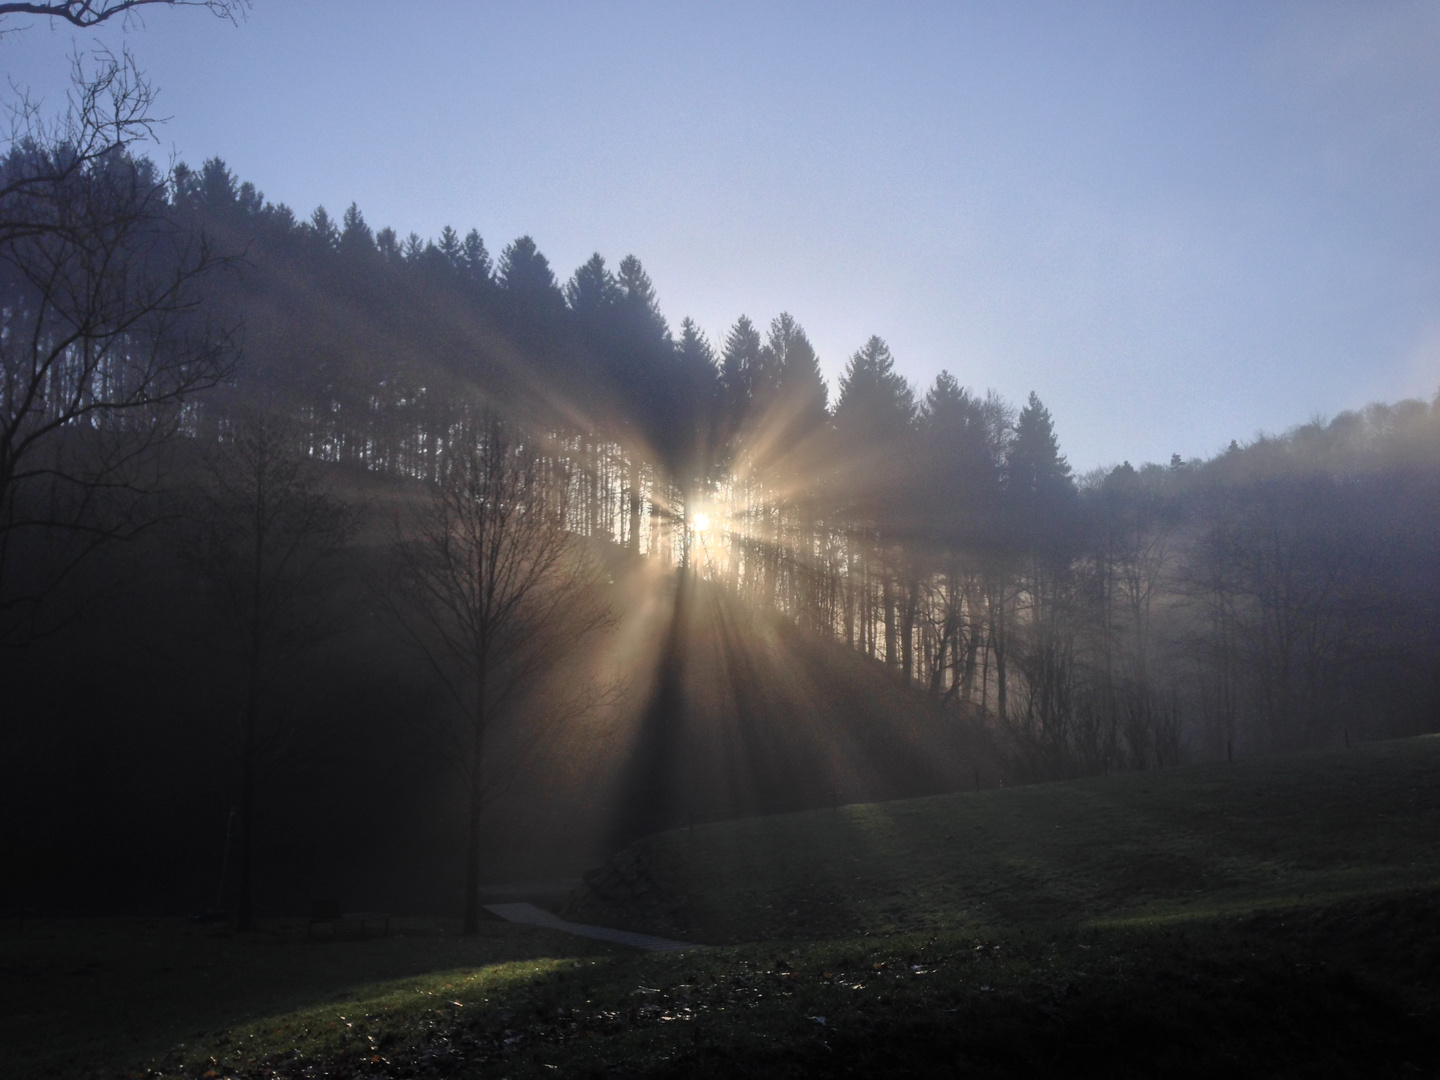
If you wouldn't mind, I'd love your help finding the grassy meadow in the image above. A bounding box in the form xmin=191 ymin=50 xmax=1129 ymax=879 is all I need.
xmin=624 ymin=733 xmax=1440 ymax=942
xmin=4 ymin=736 xmax=1438 ymax=1078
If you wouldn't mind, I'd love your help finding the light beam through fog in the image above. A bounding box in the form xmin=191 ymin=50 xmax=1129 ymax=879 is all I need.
xmin=4 ymin=0 xmax=1440 ymax=961
xmin=3 ymin=6 xmax=1440 ymax=1074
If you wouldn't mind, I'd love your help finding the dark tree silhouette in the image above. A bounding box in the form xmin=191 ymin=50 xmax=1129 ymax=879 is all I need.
xmin=718 ymin=314 xmax=763 ymax=455
xmin=911 ymin=371 xmax=1001 ymax=697
xmin=383 ymin=417 xmax=609 ymax=933
xmin=0 ymin=0 xmax=244 ymax=27
xmin=833 ymin=336 xmax=915 ymax=451
xmin=831 ymin=336 xmax=917 ymax=668
xmin=460 ymin=229 xmax=492 ymax=291
xmin=1008 ymin=391 xmax=1073 ymax=511
xmin=338 ymin=203 xmax=375 ymax=261
xmin=190 ymin=410 xmax=355 ymax=931
xmin=761 ymin=313 xmax=828 ymax=458
xmin=40 ymin=134 xmax=1432 ymax=786
xmin=497 ymin=235 xmax=565 ymax=326
xmin=0 ymin=51 xmax=238 ymax=642
xmin=565 ymin=252 xmax=620 ymax=319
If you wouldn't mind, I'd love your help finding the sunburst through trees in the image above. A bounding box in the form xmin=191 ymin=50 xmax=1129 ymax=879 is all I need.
xmin=6 ymin=138 xmax=1440 ymax=930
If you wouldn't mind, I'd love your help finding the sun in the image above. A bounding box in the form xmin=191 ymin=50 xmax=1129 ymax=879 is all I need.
xmin=692 ymin=511 xmax=710 ymax=533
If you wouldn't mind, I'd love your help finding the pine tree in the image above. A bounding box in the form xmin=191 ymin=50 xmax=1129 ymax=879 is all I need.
xmin=918 ymin=370 xmax=1001 ymax=547
xmin=1005 ymin=390 xmax=1077 ymax=572
xmin=676 ymin=317 xmax=719 ymax=463
xmin=497 ymin=235 xmax=565 ymax=328
xmin=616 ymin=254 xmax=670 ymax=344
xmin=765 ymin=312 xmax=828 ymax=432
xmin=438 ymin=225 xmax=463 ymax=270
xmin=676 ymin=317 xmax=716 ymax=365
xmin=719 ymin=315 xmax=762 ymax=444
xmin=198 ymin=157 xmax=238 ymax=215
xmin=236 ymin=180 xmax=264 ymax=218
xmin=1007 ymin=391 xmax=1072 ymax=502
xmin=834 ymin=335 xmax=915 ymax=442
xmin=676 ymin=317 xmax=719 ymax=416
xmin=339 ymin=202 xmax=375 ymax=258
xmin=461 ymin=229 xmax=492 ymax=288
xmin=832 ymin=337 xmax=919 ymax=663
xmin=307 ymin=206 xmax=339 ymax=251
xmin=375 ymin=226 xmax=401 ymax=264
xmin=564 ymin=252 xmax=620 ymax=317
xmin=498 ymin=235 xmax=558 ymax=294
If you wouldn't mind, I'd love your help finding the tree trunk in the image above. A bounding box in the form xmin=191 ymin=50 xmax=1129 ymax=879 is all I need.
xmin=235 ymin=655 xmax=259 ymax=932
xmin=961 ymin=616 xmax=980 ymax=703
xmin=843 ymin=546 xmax=855 ymax=648
xmin=883 ymin=574 xmax=896 ymax=669
xmin=901 ymin=578 xmax=918 ymax=682
xmin=628 ymin=460 xmax=641 ymax=555
xmin=929 ymin=613 xmax=952 ymax=695
xmin=463 ymin=679 xmax=487 ymax=935
xmin=992 ymin=588 xmax=1008 ymax=723
xmin=955 ymin=575 xmax=975 ymax=701
xmin=236 ymin=497 xmax=266 ymax=933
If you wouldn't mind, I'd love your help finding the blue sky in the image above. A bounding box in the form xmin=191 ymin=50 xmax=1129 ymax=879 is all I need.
xmin=4 ymin=1 xmax=1438 ymax=470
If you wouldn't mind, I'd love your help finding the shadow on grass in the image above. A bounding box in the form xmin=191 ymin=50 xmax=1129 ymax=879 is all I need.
xmin=80 ymin=887 xmax=1440 ymax=1080
xmin=0 ymin=915 xmax=619 ymax=1078
xmin=610 ymin=735 xmax=1440 ymax=945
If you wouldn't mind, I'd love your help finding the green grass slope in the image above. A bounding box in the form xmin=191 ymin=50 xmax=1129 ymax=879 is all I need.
xmin=8 ymin=737 xmax=1438 ymax=1079
xmin=611 ymin=735 xmax=1440 ymax=944
xmin=0 ymin=918 xmax=617 ymax=1079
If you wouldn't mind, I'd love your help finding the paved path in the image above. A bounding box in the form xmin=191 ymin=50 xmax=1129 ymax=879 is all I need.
xmin=484 ymin=902 xmax=700 ymax=952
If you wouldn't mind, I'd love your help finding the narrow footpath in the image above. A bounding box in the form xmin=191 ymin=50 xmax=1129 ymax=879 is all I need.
xmin=484 ymin=902 xmax=700 ymax=952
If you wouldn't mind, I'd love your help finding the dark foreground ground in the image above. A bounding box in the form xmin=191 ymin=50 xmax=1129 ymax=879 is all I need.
xmin=4 ymin=737 xmax=1438 ymax=1078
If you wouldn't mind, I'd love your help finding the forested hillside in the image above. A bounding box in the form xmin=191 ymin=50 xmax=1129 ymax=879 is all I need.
xmin=174 ymin=156 xmax=1440 ymax=770
xmin=4 ymin=145 xmax=1438 ymax=917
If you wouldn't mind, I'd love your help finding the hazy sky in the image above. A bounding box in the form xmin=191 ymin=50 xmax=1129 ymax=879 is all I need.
xmin=5 ymin=1 xmax=1438 ymax=470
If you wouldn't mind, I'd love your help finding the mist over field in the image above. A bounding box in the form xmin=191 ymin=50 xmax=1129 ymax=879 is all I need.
xmin=2 ymin=4 xmax=1438 ymax=1078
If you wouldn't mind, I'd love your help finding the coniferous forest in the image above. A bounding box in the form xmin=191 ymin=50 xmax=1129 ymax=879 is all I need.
xmin=5 ymin=136 xmax=1438 ymax=923
xmin=6 ymin=11 xmax=1440 ymax=1077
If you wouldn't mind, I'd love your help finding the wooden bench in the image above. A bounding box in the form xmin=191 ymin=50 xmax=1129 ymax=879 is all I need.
xmin=307 ymin=899 xmax=390 ymax=938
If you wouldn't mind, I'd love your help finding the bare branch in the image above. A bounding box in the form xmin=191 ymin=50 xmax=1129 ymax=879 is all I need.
xmin=0 ymin=1 xmax=246 ymax=29
xmin=378 ymin=414 xmax=613 ymax=933
xmin=1 ymin=48 xmax=241 ymax=642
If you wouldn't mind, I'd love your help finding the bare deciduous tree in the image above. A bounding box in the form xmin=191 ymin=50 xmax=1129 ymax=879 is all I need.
xmin=0 ymin=50 xmax=239 ymax=642
xmin=384 ymin=416 xmax=609 ymax=934
xmin=191 ymin=410 xmax=356 ymax=931
xmin=0 ymin=1 xmax=245 ymax=29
